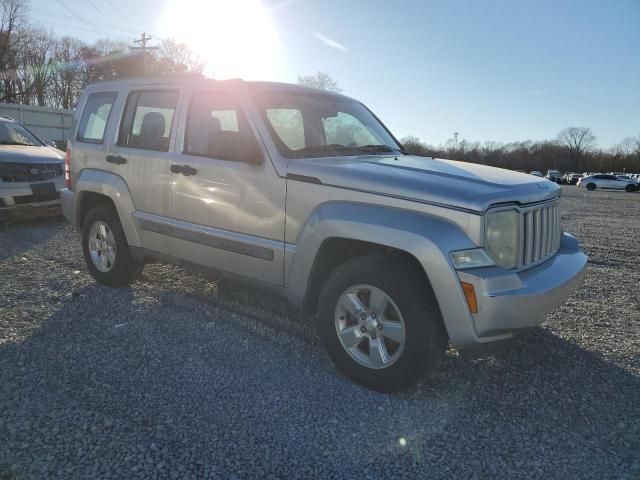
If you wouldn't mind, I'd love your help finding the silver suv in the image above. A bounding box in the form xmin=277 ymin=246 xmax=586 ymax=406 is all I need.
xmin=61 ymin=76 xmax=587 ymax=391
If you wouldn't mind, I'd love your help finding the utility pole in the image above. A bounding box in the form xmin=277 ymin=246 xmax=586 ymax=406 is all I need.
xmin=453 ymin=132 xmax=459 ymax=149
xmin=130 ymin=32 xmax=158 ymax=73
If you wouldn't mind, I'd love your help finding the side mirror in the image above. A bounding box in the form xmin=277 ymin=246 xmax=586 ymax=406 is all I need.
xmin=43 ymin=138 xmax=57 ymax=148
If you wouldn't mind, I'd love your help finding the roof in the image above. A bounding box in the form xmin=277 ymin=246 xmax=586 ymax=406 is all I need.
xmin=85 ymin=75 xmax=349 ymax=100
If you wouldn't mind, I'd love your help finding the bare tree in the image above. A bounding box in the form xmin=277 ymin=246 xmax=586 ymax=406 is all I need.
xmin=50 ymin=36 xmax=86 ymax=109
xmin=156 ymin=38 xmax=205 ymax=74
xmin=556 ymin=127 xmax=596 ymax=167
xmin=18 ymin=26 xmax=54 ymax=106
xmin=297 ymin=71 xmax=342 ymax=92
xmin=0 ymin=0 xmax=29 ymax=102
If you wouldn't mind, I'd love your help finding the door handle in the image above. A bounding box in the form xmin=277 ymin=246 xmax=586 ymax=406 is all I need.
xmin=181 ymin=165 xmax=198 ymax=176
xmin=106 ymin=155 xmax=127 ymax=165
xmin=170 ymin=164 xmax=198 ymax=176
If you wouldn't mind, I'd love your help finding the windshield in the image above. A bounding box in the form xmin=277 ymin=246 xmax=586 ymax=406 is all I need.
xmin=0 ymin=121 xmax=42 ymax=146
xmin=255 ymin=91 xmax=403 ymax=159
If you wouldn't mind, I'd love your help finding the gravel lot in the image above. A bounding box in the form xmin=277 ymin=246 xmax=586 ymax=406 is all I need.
xmin=0 ymin=186 xmax=638 ymax=479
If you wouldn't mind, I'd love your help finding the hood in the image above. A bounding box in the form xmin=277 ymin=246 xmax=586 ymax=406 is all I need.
xmin=0 ymin=145 xmax=64 ymax=164
xmin=287 ymin=155 xmax=561 ymax=213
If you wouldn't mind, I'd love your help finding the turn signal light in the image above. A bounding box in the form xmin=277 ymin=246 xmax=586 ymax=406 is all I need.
xmin=64 ymin=147 xmax=72 ymax=190
xmin=460 ymin=282 xmax=478 ymax=314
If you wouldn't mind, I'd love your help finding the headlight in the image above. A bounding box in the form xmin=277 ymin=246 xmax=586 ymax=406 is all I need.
xmin=484 ymin=209 xmax=520 ymax=269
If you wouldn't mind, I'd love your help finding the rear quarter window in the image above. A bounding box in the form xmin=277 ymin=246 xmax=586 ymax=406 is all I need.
xmin=76 ymin=92 xmax=117 ymax=144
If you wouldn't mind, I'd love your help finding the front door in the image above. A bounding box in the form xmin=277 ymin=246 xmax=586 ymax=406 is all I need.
xmin=169 ymin=88 xmax=285 ymax=285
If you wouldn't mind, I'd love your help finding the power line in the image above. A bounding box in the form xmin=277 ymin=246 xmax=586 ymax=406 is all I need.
xmin=104 ymin=0 xmax=138 ymax=31
xmin=54 ymin=0 xmax=111 ymax=37
xmin=41 ymin=19 xmax=107 ymax=36
xmin=32 ymin=8 xmax=140 ymax=36
xmin=87 ymin=0 xmax=117 ymax=27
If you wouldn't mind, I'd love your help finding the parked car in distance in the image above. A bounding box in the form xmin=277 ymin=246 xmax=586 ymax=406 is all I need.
xmin=545 ymin=169 xmax=562 ymax=183
xmin=569 ymin=173 xmax=583 ymax=185
xmin=61 ymin=76 xmax=588 ymax=391
xmin=0 ymin=115 xmax=65 ymax=211
xmin=616 ymin=175 xmax=635 ymax=183
xmin=530 ymin=170 xmax=543 ymax=177
xmin=577 ymin=174 xmax=638 ymax=192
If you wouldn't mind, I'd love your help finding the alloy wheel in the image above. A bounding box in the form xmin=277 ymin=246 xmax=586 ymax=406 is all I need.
xmin=334 ymin=284 xmax=407 ymax=369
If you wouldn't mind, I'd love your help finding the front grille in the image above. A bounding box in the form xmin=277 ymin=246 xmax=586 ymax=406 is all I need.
xmin=520 ymin=199 xmax=562 ymax=268
xmin=0 ymin=162 xmax=63 ymax=182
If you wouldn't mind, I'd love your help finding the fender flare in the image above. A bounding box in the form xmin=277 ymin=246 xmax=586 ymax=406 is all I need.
xmin=286 ymin=201 xmax=484 ymax=348
xmin=74 ymin=168 xmax=141 ymax=247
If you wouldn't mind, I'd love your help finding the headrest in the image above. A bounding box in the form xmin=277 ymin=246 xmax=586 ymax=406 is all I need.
xmin=140 ymin=112 xmax=166 ymax=145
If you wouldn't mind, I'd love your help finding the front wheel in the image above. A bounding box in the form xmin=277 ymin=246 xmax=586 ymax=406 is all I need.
xmin=586 ymin=183 xmax=596 ymax=191
xmin=625 ymin=184 xmax=636 ymax=193
xmin=82 ymin=204 xmax=143 ymax=287
xmin=317 ymin=255 xmax=448 ymax=392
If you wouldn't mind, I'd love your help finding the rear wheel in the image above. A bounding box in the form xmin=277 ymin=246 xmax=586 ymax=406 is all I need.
xmin=586 ymin=183 xmax=596 ymax=191
xmin=82 ymin=204 xmax=142 ymax=287
xmin=317 ymin=255 xmax=447 ymax=392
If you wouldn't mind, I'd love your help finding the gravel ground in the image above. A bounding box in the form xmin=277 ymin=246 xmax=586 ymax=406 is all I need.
xmin=0 ymin=186 xmax=638 ymax=479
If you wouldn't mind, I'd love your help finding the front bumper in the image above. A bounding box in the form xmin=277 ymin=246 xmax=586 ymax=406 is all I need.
xmin=457 ymin=232 xmax=587 ymax=351
xmin=0 ymin=176 xmax=65 ymax=209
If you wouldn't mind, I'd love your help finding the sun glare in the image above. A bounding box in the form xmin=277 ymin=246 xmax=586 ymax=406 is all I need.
xmin=159 ymin=0 xmax=281 ymax=80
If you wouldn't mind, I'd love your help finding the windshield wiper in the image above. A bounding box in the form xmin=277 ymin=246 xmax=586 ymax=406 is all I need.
xmin=355 ymin=144 xmax=407 ymax=155
xmin=297 ymin=144 xmax=361 ymax=157
xmin=0 ymin=140 xmax=33 ymax=146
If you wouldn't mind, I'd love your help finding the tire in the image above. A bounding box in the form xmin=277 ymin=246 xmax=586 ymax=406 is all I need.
xmin=81 ymin=203 xmax=143 ymax=287
xmin=625 ymin=184 xmax=636 ymax=193
xmin=317 ymin=255 xmax=448 ymax=392
xmin=586 ymin=183 xmax=596 ymax=191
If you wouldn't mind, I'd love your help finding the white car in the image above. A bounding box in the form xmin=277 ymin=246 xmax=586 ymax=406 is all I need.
xmin=577 ymin=174 xmax=638 ymax=192
xmin=0 ymin=116 xmax=65 ymax=210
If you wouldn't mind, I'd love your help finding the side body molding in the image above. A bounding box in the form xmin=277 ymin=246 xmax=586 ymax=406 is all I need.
xmin=73 ymin=168 xmax=141 ymax=246
xmin=285 ymin=201 xmax=487 ymax=349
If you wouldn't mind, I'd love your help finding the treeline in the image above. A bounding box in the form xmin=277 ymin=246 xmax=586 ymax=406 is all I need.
xmin=0 ymin=0 xmax=204 ymax=109
xmin=401 ymin=127 xmax=640 ymax=174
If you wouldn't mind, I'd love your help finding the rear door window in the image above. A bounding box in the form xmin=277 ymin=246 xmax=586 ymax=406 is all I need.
xmin=118 ymin=90 xmax=178 ymax=152
xmin=76 ymin=92 xmax=117 ymax=144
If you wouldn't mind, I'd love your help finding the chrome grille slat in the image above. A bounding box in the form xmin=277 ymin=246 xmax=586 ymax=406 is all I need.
xmin=541 ymin=208 xmax=549 ymax=256
xmin=533 ymin=210 xmax=542 ymax=260
xmin=524 ymin=212 xmax=534 ymax=265
xmin=518 ymin=199 xmax=561 ymax=269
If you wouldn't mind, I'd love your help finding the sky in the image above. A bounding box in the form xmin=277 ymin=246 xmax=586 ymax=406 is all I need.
xmin=29 ymin=0 xmax=640 ymax=148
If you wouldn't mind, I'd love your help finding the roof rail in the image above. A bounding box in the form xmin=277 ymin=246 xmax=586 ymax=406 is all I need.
xmin=0 ymin=114 xmax=15 ymax=121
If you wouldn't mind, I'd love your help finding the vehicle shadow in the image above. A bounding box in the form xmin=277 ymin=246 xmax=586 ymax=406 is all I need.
xmin=0 ymin=279 xmax=638 ymax=478
xmin=0 ymin=207 xmax=65 ymax=261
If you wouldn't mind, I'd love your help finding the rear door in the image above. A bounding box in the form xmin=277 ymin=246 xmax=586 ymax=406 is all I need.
xmin=106 ymin=88 xmax=182 ymax=254
xmin=168 ymin=87 xmax=286 ymax=285
xmin=604 ymin=175 xmax=622 ymax=189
